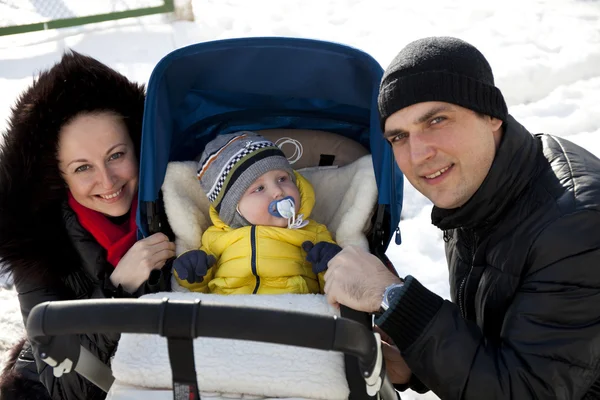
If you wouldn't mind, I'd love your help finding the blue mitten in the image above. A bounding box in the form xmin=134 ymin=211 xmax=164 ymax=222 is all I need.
xmin=173 ymin=250 xmax=216 ymax=284
xmin=302 ymin=241 xmax=343 ymax=274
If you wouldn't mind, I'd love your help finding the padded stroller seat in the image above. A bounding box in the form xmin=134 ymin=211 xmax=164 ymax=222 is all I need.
xmin=111 ymin=292 xmax=347 ymax=400
xmin=109 ymin=152 xmax=379 ymax=399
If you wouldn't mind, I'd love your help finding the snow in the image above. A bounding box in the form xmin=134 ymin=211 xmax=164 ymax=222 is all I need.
xmin=1 ymin=1 xmax=600 ymax=399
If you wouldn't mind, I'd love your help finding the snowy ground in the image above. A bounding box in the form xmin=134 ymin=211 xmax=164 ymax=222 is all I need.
xmin=1 ymin=1 xmax=600 ymax=399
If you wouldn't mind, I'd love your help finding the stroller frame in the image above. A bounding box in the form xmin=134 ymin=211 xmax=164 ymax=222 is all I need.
xmin=26 ymin=37 xmax=405 ymax=400
xmin=28 ymin=298 xmax=398 ymax=399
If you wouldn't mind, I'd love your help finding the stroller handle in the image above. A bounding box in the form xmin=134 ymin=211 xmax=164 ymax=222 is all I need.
xmin=27 ymin=298 xmax=378 ymax=373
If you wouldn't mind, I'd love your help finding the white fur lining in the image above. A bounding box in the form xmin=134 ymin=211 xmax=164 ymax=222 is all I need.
xmin=111 ymin=292 xmax=349 ymax=400
xmin=111 ymin=155 xmax=379 ymax=398
xmin=107 ymin=382 xmax=314 ymax=400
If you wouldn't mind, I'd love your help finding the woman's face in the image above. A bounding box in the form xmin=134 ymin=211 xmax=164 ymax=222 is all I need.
xmin=58 ymin=112 xmax=139 ymax=217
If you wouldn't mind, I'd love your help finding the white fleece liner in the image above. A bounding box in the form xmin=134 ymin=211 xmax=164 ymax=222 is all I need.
xmin=107 ymin=381 xmax=314 ymax=400
xmin=111 ymin=154 xmax=378 ymax=398
xmin=111 ymin=292 xmax=349 ymax=400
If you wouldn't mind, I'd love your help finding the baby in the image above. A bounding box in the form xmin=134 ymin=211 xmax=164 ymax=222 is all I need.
xmin=173 ymin=131 xmax=341 ymax=294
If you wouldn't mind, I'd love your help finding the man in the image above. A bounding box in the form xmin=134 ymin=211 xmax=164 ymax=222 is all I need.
xmin=323 ymin=36 xmax=600 ymax=399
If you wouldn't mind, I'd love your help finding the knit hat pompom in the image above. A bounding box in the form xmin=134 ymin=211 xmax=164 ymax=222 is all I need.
xmin=197 ymin=131 xmax=294 ymax=228
xmin=378 ymin=36 xmax=507 ymax=129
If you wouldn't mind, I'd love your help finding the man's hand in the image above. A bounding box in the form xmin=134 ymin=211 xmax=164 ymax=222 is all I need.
xmin=374 ymin=326 xmax=412 ymax=385
xmin=323 ymin=246 xmax=402 ymax=312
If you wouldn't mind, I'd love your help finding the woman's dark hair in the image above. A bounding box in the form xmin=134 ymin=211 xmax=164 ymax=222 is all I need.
xmin=3 ymin=50 xmax=146 ymax=207
xmin=0 ymin=51 xmax=146 ymax=285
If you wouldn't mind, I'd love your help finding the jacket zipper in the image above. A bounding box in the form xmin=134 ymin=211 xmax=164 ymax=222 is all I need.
xmin=251 ymin=226 xmax=260 ymax=294
xmin=458 ymin=229 xmax=475 ymax=319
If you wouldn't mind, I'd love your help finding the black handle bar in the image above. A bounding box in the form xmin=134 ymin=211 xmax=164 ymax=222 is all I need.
xmin=27 ymin=298 xmax=378 ymax=375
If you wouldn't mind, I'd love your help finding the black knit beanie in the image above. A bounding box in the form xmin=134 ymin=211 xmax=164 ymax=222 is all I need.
xmin=378 ymin=37 xmax=508 ymax=129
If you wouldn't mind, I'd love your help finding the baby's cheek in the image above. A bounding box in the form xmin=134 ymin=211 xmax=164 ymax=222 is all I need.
xmin=273 ymin=216 xmax=289 ymax=228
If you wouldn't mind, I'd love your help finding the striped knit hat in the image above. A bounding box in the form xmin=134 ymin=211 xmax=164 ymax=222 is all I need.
xmin=197 ymin=131 xmax=295 ymax=228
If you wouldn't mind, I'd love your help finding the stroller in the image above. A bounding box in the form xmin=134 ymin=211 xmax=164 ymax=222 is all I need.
xmin=26 ymin=37 xmax=405 ymax=400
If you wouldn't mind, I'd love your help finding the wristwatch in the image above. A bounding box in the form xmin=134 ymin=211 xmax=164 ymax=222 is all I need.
xmin=380 ymin=281 xmax=405 ymax=312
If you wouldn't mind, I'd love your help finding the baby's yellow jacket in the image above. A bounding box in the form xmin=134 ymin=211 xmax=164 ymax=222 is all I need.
xmin=174 ymin=172 xmax=336 ymax=294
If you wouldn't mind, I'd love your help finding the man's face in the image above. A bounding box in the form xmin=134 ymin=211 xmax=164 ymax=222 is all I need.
xmin=384 ymin=102 xmax=503 ymax=209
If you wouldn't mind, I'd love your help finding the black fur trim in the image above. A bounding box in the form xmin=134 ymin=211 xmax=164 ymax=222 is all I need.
xmin=0 ymin=51 xmax=145 ymax=286
xmin=0 ymin=338 xmax=51 ymax=400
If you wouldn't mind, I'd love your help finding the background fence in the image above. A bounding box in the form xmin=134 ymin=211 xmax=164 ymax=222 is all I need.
xmin=0 ymin=0 xmax=179 ymax=36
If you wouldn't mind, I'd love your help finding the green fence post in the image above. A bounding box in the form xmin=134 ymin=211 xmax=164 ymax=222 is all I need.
xmin=0 ymin=0 xmax=176 ymax=37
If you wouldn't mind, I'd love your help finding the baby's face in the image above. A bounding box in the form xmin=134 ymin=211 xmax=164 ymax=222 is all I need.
xmin=237 ymin=169 xmax=300 ymax=227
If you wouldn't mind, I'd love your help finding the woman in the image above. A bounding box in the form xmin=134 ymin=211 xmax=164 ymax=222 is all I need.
xmin=0 ymin=51 xmax=176 ymax=399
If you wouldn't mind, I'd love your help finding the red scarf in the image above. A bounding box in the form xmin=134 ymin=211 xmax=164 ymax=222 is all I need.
xmin=68 ymin=192 xmax=138 ymax=268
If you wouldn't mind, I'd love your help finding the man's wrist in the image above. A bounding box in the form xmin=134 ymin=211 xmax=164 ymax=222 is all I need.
xmin=380 ymin=280 xmax=405 ymax=312
xmin=372 ymin=276 xmax=404 ymax=312
xmin=376 ymin=276 xmax=444 ymax=352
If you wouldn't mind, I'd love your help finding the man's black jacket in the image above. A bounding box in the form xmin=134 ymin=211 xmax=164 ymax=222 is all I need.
xmin=379 ymin=116 xmax=600 ymax=399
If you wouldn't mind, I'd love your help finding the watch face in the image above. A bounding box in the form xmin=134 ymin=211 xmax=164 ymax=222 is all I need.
xmin=388 ymin=285 xmax=404 ymax=301
xmin=382 ymin=283 xmax=404 ymax=311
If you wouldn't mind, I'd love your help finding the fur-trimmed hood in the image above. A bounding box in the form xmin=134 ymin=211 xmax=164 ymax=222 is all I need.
xmin=0 ymin=51 xmax=145 ymax=286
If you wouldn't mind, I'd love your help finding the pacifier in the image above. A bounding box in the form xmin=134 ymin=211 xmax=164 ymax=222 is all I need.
xmin=268 ymin=196 xmax=308 ymax=229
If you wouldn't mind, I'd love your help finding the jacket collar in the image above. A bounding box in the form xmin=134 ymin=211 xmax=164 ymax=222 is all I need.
xmin=431 ymin=115 xmax=541 ymax=231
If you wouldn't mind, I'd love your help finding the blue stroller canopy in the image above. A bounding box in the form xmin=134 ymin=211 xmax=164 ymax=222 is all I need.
xmin=137 ymin=37 xmax=403 ymax=249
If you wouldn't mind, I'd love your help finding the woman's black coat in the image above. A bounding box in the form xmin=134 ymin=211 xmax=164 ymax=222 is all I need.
xmin=0 ymin=51 xmax=168 ymax=400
